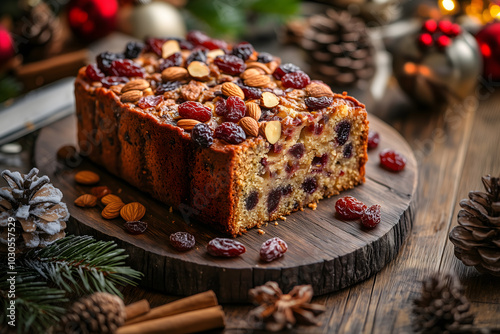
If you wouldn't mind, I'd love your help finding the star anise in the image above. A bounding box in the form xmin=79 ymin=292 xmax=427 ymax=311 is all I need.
xmin=248 ymin=281 xmax=326 ymax=332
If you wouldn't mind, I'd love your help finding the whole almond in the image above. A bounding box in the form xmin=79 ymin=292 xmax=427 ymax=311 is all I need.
xmin=91 ymin=186 xmax=112 ymax=199
xmin=305 ymin=82 xmax=334 ymax=98
xmin=261 ymin=92 xmax=280 ymax=108
xmin=162 ymin=40 xmax=180 ymax=59
xmin=74 ymin=194 xmax=98 ymax=208
xmin=109 ymin=85 xmax=124 ymax=95
xmin=121 ymin=90 xmax=143 ymax=103
xmin=102 ymin=194 xmax=123 ymax=205
xmin=162 ymin=67 xmax=188 ymax=82
xmin=246 ymin=62 xmax=272 ymax=74
xmin=187 ymin=61 xmax=210 ymax=80
xmin=120 ymin=202 xmax=146 ymax=221
xmin=246 ymin=102 xmax=262 ymax=121
xmin=240 ymin=68 xmax=262 ymax=80
xmin=121 ymin=79 xmax=150 ymax=93
xmin=238 ymin=117 xmax=259 ymax=137
xmin=244 ymin=75 xmax=270 ymax=87
xmin=102 ymin=201 xmax=125 ymax=219
xmin=259 ymin=121 xmax=281 ymax=144
xmin=177 ymin=119 xmax=200 ymax=131
xmin=75 ymin=170 xmax=100 ymax=185
xmin=221 ymin=82 xmax=244 ymax=99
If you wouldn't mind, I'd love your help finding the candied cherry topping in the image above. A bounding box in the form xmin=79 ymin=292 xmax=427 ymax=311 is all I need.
xmin=305 ymin=96 xmax=334 ymax=111
xmin=268 ymin=188 xmax=282 ymax=213
xmin=343 ymin=143 xmax=353 ymax=158
xmin=85 ymin=64 xmax=105 ymax=81
xmin=124 ymin=221 xmax=148 ymax=235
xmin=101 ymin=76 xmax=128 ymax=88
xmin=273 ymin=63 xmax=300 ymax=80
xmin=96 ymin=52 xmax=124 ymax=74
xmin=302 ymin=177 xmax=318 ymax=194
xmin=260 ymin=237 xmax=288 ymax=262
xmin=289 ymin=143 xmax=305 ymax=159
xmin=124 ymin=41 xmax=144 ymax=59
xmin=186 ymin=49 xmax=207 ymax=64
xmin=192 ymin=123 xmax=213 ymax=148
xmin=186 ymin=30 xmax=210 ymax=46
xmin=245 ymin=191 xmax=259 ymax=211
xmin=160 ymin=52 xmax=183 ymax=71
xmin=281 ymin=71 xmax=310 ymax=89
xmin=379 ymin=149 xmax=406 ymax=172
xmin=225 ymin=96 xmax=246 ymax=122
xmin=257 ymin=52 xmax=273 ymax=63
xmin=361 ymin=205 xmax=381 ymax=228
xmin=214 ymin=55 xmax=246 ymax=75
xmin=335 ymin=196 xmax=367 ymax=220
xmin=170 ymin=232 xmax=195 ymax=251
xmin=178 ymin=101 xmax=212 ymax=122
xmin=137 ymin=95 xmax=163 ymax=109
xmin=207 ymin=238 xmax=246 ymax=257
xmin=109 ymin=59 xmax=145 ymax=78
xmin=335 ymin=120 xmax=351 ymax=146
xmin=156 ymin=81 xmax=181 ymax=94
xmin=214 ymin=122 xmax=246 ymax=144
xmin=232 ymin=42 xmax=254 ymax=61
xmin=238 ymin=84 xmax=262 ymax=99
xmin=367 ymin=130 xmax=380 ymax=150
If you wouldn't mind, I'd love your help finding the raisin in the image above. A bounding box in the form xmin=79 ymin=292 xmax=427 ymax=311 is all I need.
xmin=124 ymin=221 xmax=148 ymax=235
xmin=238 ymin=85 xmax=262 ymax=99
xmin=178 ymin=101 xmax=212 ymax=122
xmin=260 ymin=237 xmax=288 ymax=262
xmin=186 ymin=49 xmax=207 ymax=65
xmin=368 ymin=130 xmax=380 ymax=150
xmin=232 ymin=41 xmax=254 ymax=60
xmin=214 ymin=122 xmax=246 ymax=144
xmin=101 ymin=76 xmax=128 ymax=88
xmin=285 ymin=161 xmax=299 ymax=174
xmin=85 ymin=64 xmax=104 ymax=81
xmin=309 ymin=122 xmax=324 ymax=135
xmin=311 ymin=154 xmax=328 ymax=172
xmin=124 ymin=41 xmax=144 ymax=59
xmin=214 ymin=55 xmax=246 ymax=75
xmin=343 ymin=143 xmax=353 ymax=158
xmin=160 ymin=52 xmax=183 ymax=71
xmin=145 ymin=37 xmax=166 ymax=56
xmin=156 ymin=81 xmax=181 ymax=94
xmin=261 ymin=157 xmax=268 ymax=168
xmin=305 ymin=96 xmax=334 ymax=111
xmin=96 ymin=52 xmax=124 ymax=74
xmin=186 ymin=30 xmax=210 ymax=46
xmin=281 ymin=184 xmax=293 ymax=196
xmin=288 ymin=143 xmax=305 ymax=159
xmin=257 ymin=52 xmax=273 ymax=63
xmin=202 ymin=39 xmax=228 ymax=50
xmin=379 ymin=149 xmax=406 ymax=172
xmin=335 ymin=196 xmax=367 ymax=220
xmin=137 ymin=95 xmax=163 ymax=109
xmin=215 ymin=99 xmax=228 ymax=117
xmin=179 ymin=40 xmax=193 ymax=50
xmin=192 ymin=123 xmax=213 ymax=148
xmin=302 ymin=177 xmax=318 ymax=194
xmin=109 ymin=59 xmax=145 ymax=78
xmin=225 ymin=96 xmax=246 ymax=122
xmin=335 ymin=121 xmax=351 ymax=145
xmin=268 ymin=188 xmax=282 ymax=213
xmin=361 ymin=205 xmax=381 ymax=228
xmin=281 ymin=71 xmax=311 ymax=89
xmin=273 ymin=63 xmax=301 ymax=80
xmin=269 ymin=144 xmax=283 ymax=154
xmin=170 ymin=231 xmax=195 ymax=251
xmin=245 ymin=191 xmax=259 ymax=211
xmin=207 ymin=238 xmax=246 ymax=257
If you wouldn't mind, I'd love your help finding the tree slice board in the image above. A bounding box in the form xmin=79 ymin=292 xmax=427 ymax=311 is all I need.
xmin=35 ymin=114 xmax=417 ymax=302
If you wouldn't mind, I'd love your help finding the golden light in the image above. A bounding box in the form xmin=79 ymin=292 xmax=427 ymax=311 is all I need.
xmin=442 ymin=0 xmax=456 ymax=12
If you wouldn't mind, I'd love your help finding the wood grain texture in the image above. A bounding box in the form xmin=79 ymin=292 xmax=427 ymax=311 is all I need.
xmin=34 ymin=113 xmax=417 ymax=303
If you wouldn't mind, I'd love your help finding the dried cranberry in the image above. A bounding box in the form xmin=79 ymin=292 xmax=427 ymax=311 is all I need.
xmin=268 ymin=188 xmax=282 ymax=213
xmin=257 ymin=52 xmax=273 ymax=63
xmin=343 ymin=143 xmax=353 ymax=158
xmin=285 ymin=161 xmax=299 ymax=174
xmin=289 ymin=143 xmax=305 ymax=159
xmin=225 ymin=96 xmax=246 ymax=122
xmin=186 ymin=49 xmax=207 ymax=65
xmin=260 ymin=237 xmax=288 ymax=262
xmin=192 ymin=123 xmax=213 ymax=148
xmin=178 ymin=101 xmax=212 ymax=122
xmin=96 ymin=52 xmax=124 ymax=74
xmin=202 ymin=39 xmax=228 ymax=50
xmin=311 ymin=154 xmax=328 ymax=172
xmin=170 ymin=231 xmax=195 ymax=251
xmin=261 ymin=157 xmax=268 ymax=168
xmin=186 ymin=30 xmax=210 ymax=46
xmin=309 ymin=122 xmax=324 ymax=135
xmin=281 ymin=71 xmax=311 ymax=89
xmin=281 ymin=184 xmax=293 ymax=196
xmin=109 ymin=59 xmax=145 ymax=78
xmin=238 ymin=85 xmax=262 ymax=99
xmin=160 ymin=52 xmax=183 ymax=71
xmin=270 ymin=144 xmax=283 ymax=154
xmin=214 ymin=122 xmax=246 ymax=144
xmin=379 ymin=149 xmax=406 ymax=172
xmin=101 ymin=76 xmax=128 ymax=88
xmin=232 ymin=42 xmax=254 ymax=60
xmin=335 ymin=121 xmax=351 ymax=146
xmin=335 ymin=196 xmax=367 ymax=220
xmin=305 ymin=96 xmax=334 ymax=111
xmin=361 ymin=205 xmax=381 ymax=228
xmin=156 ymin=81 xmax=181 ymax=94
xmin=124 ymin=221 xmax=148 ymax=235
xmin=85 ymin=64 xmax=105 ymax=81
xmin=245 ymin=191 xmax=259 ymax=211
xmin=302 ymin=177 xmax=318 ymax=194
xmin=214 ymin=55 xmax=246 ymax=75
xmin=207 ymin=238 xmax=246 ymax=257
xmin=273 ymin=63 xmax=301 ymax=80
xmin=145 ymin=38 xmax=166 ymax=56
xmin=124 ymin=41 xmax=144 ymax=59
xmin=367 ymin=130 xmax=380 ymax=150
xmin=138 ymin=95 xmax=163 ymax=109
xmin=215 ymin=99 xmax=228 ymax=117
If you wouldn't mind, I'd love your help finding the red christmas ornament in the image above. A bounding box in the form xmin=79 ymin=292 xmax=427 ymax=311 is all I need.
xmin=436 ymin=35 xmax=451 ymax=49
xmin=418 ymin=33 xmax=434 ymax=48
xmin=423 ymin=20 xmax=437 ymax=33
xmin=0 ymin=25 xmax=15 ymax=63
xmin=476 ymin=21 xmax=500 ymax=81
xmin=449 ymin=24 xmax=461 ymax=37
xmin=438 ymin=20 xmax=453 ymax=34
xmin=67 ymin=0 xmax=118 ymax=41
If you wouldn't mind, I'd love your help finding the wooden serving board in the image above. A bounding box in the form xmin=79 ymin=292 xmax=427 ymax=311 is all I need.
xmin=35 ymin=114 xmax=417 ymax=302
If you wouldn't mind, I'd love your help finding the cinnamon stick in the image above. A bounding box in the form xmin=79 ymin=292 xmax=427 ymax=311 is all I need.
xmin=124 ymin=299 xmax=150 ymax=320
xmin=124 ymin=290 xmax=218 ymax=325
xmin=116 ymin=306 xmax=225 ymax=334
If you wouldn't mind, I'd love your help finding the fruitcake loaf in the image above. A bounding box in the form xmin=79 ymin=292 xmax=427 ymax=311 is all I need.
xmin=75 ymin=31 xmax=369 ymax=236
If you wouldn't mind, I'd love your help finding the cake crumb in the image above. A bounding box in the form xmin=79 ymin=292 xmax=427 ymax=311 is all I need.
xmin=278 ymin=215 xmax=286 ymax=221
xmin=308 ymin=202 xmax=318 ymax=210
xmin=118 ymin=188 xmax=122 ymax=194
xmin=169 ymin=206 xmax=173 ymax=213
xmin=265 ymin=223 xmax=268 ymax=227
xmin=274 ymin=222 xmax=279 ymax=226
xmin=258 ymin=229 xmax=265 ymax=235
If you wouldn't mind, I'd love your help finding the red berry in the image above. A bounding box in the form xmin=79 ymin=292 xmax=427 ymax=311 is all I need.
xmin=367 ymin=130 xmax=380 ymax=150
xmin=449 ymin=24 xmax=461 ymax=37
xmin=124 ymin=221 xmax=148 ymax=235
xmin=436 ymin=35 xmax=451 ymax=49
xmin=202 ymin=39 xmax=228 ymax=50
xmin=207 ymin=238 xmax=246 ymax=257
xmin=288 ymin=143 xmax=305 ymax=159
xmin=170 ymin=232 xmax=195 ymax=251
xmin=178 ymin=101 xmax=212 ymax=122
xmin=273 ymin=63 xmax=300 ymax=80
xmin=260 ymin=237 xmax=288 ymax=262
xmin=335 ymin=196 xmax=367 ymax=220
xmin=215 ymin=99 xmax=228 ymax=117
xmin=305 ymin=96 xmax=333 ymax=111
xmin=379 ymin=149 xmax=406 ymax=172
xmin=109 ymin=59 xmax=145 ymax=78
xmin=186 ymin=30 xmax=210 ymax=46
xmin=214 ymin=55 xmax=246 ymax=75
xmin=214 ymin=122 xmax=246 ymax=144
xmin=137 ymin=95 xmax=163 ymax=109
xmin=281 ymin=71 xmax=311 ymax=89
xmin=225 ymin=96 xmax=246 ymax=122
xmin=438 ymin=20 xmax=453 ymax=34
xmin=418 ymin=33 xmax=433 ymax=48
xmin=422 ymin=19 xmax=437 ymax=33
xmin=145 ymin=38 xmax=167 ymax=56
xmin=361 ymin=205 xmax=381 ymax=228
xmin=85 ymin=64 xmax=105 ymax=81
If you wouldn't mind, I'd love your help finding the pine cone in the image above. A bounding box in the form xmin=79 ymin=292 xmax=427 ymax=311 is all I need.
xmin=301 ymin=9 xmax=375 ymax=87
xmin=0 ymin=168 xmax=69 ymax=252
xmin=249 ymin=281 xmax=326 ymax=332
xmin=54 ymin=292 xmax=125 ymax=334
xmin=449 ymin=175 xmax=500 ymax=276
xmin=412 ymin=273 xmax=475 ymax=333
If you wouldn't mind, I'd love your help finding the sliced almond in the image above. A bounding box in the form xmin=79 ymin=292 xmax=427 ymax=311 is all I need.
xmin=187 ymin=61 xmax=210 ymax=80
xmin=101 ymin=194 xmax=123 ymax=205
xmin=259 ymin=121 xmax=281 ymax=144
xmin=240 ymin=68 xmax=262 ymax=80
xmin=246 ymin=62 xmax=272 ymax=74
xmin=261 ymin=92 xmax=280 ymax=108
xmin=74 ymin=194 xmax=98 ymax=208
xmin=162 ymin=67 xmax=188 ymax=82
xmin=244 ymin=75 xmax=270 ymax=87
xmin=102 ymin=201 xmax=125 ymax=219
xmin=162 ymin=40 xmax=180 ymax=59
xmin=238 ymin=117 xmax=259 ymax=137
xmin=207 ymin=49 xmax=225 ymax=59
xmin=121 ymin=90 xmax=143 ymax=103
xmin=305 ymin=82 xmax=334 ymax=98
xmin=121 ymin=79 xmax=150 ymax=93
xmin=246 ymin=102 xmax=261 ymax=121
xmin=221 ymin=82 xmax=244 ymax=99
xmin=177 ymin=119 xmax=200 ymax=131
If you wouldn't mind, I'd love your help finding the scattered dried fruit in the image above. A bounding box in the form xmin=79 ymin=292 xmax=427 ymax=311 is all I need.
xmin=102 ymin=201 xmax=125 ymax=219
xmin=361 ymin=204 xmax=381 ymax=228
xmin=225 ymin=96 xmax=246 ymax=122
xmin=120 ymin=202 xmax=146 ymax=221
xmin=207 ymin=238 xmax=246 ymax=257
xmin=260 ymin=237 xmax=288 ymax=262
xmin=75 ymin=170 xmax=100 ymax=185
xmin=273 ymin=63 xmax=300 ymax=80
xmin=335 ymin=196 xmax=367 ymax=220
xmin=170 ymin=232 xmax=195 ymax=251
xmin=281 ymin=71 xmax=311 ymax=89
xmin=368 ymin=130 xmax=380 ymax=150
xmin=74 ymin=194 xmax=98 ymax=208
xmin=124 ymin=221 xmax=148 ymax=235
xmin=91 ymin=186 xmax=112 ymax=199
xmin=379 ymin=149 xmax=406 ymax=172
xmin=232 ymin=41 xmax=254 ymax=60
xmin=305 ymin=96 xmax=333 ymax=111
xmin=214 ymin=55 xmax=246 ymax=75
